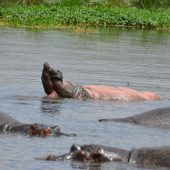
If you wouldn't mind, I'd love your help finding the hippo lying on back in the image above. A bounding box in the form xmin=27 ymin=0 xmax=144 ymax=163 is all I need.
xmin=99 ymin=107 xmax=170 ymax=129
xmin=0 ymin=111 xmax=76 ymax=137
xmin=41 ymin=62 xmax=161 ymax=101
xmin=38 ymin=144 xmax=170 ymax=168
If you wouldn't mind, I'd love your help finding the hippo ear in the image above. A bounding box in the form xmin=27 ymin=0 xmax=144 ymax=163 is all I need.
xmin=70 ymin=144 xmax=81 ymax=152
xmin=30 ymin=123 xmax=42 ymax=132
xmin=30 ymin=124 xmax=37 ymax=130
xmin=51 ymin=125 xmax=60 ymax=132
xmin=31 ymin=123 xmax=41 ymax=130
xmin=28 ymin=124 xmax=37 ymax=135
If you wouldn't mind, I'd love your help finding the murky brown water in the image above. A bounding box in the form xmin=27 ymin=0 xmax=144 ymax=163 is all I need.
xmin=0 ymin=27 xmax=170 ymax=170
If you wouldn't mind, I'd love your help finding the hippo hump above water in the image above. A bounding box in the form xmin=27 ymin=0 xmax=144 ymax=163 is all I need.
xmin=99 ymin=107 xmax=170 ymax=128
xmin=0 ymin=111 xmax=22 ymax=131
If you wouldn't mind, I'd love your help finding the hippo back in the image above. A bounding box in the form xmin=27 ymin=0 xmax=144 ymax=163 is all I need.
xmin=110 ymin=107 xmax=170 ymax=129
xmin=0 ymin=112 xmax=22 ymax=131
xmin=129 ymin=146 xmax=170 ymax=168
xmin=131 ymin=107 xmax=170 ymax=128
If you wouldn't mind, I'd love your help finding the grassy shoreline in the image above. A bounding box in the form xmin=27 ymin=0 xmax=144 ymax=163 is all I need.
xmin=0 ymin=5 xmax=170 ymax=31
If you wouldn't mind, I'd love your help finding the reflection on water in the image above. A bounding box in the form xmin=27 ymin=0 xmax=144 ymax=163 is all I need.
xmin=41 ymin=99 xmax=62 ymax=114
xmin=0 ymin=27 xmax=170 ymax=170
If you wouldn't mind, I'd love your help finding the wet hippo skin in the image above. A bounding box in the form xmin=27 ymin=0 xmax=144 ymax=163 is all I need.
xmin=41 ymin=62 xmax=162 ymax=101
xmin=0 ymin=111 xmax=76 ymax=137
xmin=99 ymin=107 xmax=170 ymax=129
xmin=38 ymin=144 xmax=170 ymax=168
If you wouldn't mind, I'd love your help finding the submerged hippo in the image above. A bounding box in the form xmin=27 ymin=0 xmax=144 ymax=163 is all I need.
xmin=41 ymin=62 xmax=161 ymax=101
xmin=0 ymin=111 xmax=76 ymax=137
xmin=38 ymin=144 xmax=170 ymax=168
xmin=99 ymin=107 xmax=170 ymax=129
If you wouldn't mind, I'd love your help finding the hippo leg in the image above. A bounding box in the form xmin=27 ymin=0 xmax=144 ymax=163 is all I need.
xmin=49 ymin=68 xmax=76 ymax=98
xmin=41 ymin=62 xmax=54 ymax=95
xmin=41 ymin=62 xmax=59 ymax=98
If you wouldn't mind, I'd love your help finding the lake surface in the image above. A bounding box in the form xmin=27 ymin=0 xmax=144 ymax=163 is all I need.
xmin=0 ymin=27 xmax=170 ymax=170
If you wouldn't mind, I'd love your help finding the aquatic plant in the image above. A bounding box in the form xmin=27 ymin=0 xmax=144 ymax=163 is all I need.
xmin=0 ymin=0 xmax=45 ymax=6
xmin=0 ymin=0 xmax=170 ymax=8
xmin=0 ymin=5 xmax=169 ymax=30
xmin=0 ymin=0 xmax=133 ymax=7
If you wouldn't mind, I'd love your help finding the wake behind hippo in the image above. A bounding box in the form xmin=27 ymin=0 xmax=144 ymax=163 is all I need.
xmin=0 ymin=111 xmax=76 ymax=137
xmin=38 ymin=144 xmax=170 ymax=168
xmin=99 ymin=107 xmax=170 ymax=129
xmin=41 ymin=62 xmax=161 ymax=101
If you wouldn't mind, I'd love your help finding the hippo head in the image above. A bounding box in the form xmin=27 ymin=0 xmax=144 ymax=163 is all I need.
xmin=28 ymin=124 xmax=76 ymax=137
xmin=28 ymin=124 xmax=61 ymax=137
xmin=69 ymin=144 xmax=122 ymax=163
xmin=40 ymin=144 xmax=128 ymax=163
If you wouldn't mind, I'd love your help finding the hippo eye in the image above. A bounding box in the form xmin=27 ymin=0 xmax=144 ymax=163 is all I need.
xmin=30 ymin=124 xmax=38 ymax=130
xmin=70 ymin=144 xmax=81 ymax=152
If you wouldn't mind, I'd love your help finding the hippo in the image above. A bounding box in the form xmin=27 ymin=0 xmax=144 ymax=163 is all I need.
xmin=0 ymin=111 xmax=76 ymax=137
xmin=99 ymin=107 xmax=170 ymax=129
xmin=41 ymin=62 xmax=161 ymax=101
xmin=37 ymin=144 xmax=170 ymax=168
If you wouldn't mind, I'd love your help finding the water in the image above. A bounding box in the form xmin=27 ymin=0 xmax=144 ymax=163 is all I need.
xmin=0 ymin=27 xmax=170 ymax=170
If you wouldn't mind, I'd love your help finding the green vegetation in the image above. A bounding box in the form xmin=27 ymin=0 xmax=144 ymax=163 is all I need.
xmin=0 ymin=0 xmax=170 ymax=31
xmin=1 ymin=0 xmax=170 ymax=8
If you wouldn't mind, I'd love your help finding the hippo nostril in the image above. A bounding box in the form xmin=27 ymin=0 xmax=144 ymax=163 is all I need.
xmin=42 ymin=127 xmax=52 ymax=137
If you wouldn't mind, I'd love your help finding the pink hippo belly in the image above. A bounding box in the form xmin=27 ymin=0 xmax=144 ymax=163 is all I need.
xmin=82 ymin=85 xmax=161 ymax=101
